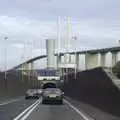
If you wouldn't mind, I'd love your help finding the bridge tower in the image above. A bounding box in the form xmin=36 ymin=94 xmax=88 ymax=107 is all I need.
xmin=57 ymin=17 xmax=77 ymax=80
xmin=46 ymin=39 xmax=55 ymax=69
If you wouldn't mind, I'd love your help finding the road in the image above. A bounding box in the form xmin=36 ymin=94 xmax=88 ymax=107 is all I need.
xmin=23 ymin=100 xmax=89 ymax=120
xmin=0 ymin=97 xmax=119 ymax=120
xmin=0 ymin=97 xmax=36 ymax=120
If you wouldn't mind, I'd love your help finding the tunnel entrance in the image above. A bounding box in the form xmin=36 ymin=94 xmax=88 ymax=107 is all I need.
xmin=42 ymin=83 xmax=57 ymax=89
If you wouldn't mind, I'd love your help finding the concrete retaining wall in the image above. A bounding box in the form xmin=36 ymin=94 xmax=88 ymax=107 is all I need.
xmin=62 ymin=67 xmax=120 ymax=117
xmin=0 ymin=71 xmax=41 ymax=101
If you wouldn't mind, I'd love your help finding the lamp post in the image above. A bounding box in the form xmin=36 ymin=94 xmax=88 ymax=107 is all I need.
xmin=72 ymin=36 xmax=78 ymax=79
xmin=4 ymin=36 xmax=8 ymax=90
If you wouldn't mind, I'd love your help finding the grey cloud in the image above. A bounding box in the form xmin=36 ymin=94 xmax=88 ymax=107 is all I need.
xmin=0 ymin=0 xmax=119 ymax=20
xmin=0 ymin=0 xmax=120 ymax=68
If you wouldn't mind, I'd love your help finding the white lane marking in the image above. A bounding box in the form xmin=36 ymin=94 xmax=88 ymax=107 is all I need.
xmin=64 ymin=99 xmax=94 ymax=120
xmin=13 ymin=99 xmax=40 ymax=120
xmin=0 ymin=97 xmax=23 ymax=106
xmin=21 ymin=100 xmax=41 ymax=120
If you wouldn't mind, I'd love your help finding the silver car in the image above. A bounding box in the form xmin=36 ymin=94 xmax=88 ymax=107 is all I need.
xmin=25 ymin=89 xmax=39 ymax=99
xmin=36 ymin=89 xmax=43 ymax=96
xmin=42 ymin=88 xmax=64 ymax=104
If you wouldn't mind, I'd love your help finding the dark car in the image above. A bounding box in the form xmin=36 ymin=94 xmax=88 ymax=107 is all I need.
xmin=25 ymin=89 xmax=39 ymax=99
xmin=42 ymin=88 xmax=64 ymax=104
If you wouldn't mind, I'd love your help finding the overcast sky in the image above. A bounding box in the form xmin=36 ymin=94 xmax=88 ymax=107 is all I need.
xmin=0 ymin=0 xmax=120 ymax=69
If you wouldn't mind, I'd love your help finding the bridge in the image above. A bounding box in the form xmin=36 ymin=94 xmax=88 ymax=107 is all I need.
xmin=9 ymin=40 xmax=120 ymax=94
xmin=13 ymin=46 xmax=120 ymax=71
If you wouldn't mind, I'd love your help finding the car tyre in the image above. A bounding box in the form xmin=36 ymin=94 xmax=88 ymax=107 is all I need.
xmin=59 ymin=100 xmax=63 ymax=105
xmin=42 ymin=100 xmax=45 ymax=104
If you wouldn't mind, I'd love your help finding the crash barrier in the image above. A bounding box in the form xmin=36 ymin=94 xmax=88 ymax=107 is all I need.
xmin=62 ymin=67 xmax=120 ymax=118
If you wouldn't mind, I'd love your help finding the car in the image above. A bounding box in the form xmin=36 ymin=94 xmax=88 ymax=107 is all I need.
xmin=42 ymin=88 xmax=64 ymax=104
xmin=36 ymin=89 xmax=43 ymax=96
xmin=25 ymin=89 xmax=39 ymax=99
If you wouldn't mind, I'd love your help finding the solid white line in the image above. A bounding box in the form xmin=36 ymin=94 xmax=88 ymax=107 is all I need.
xmin=21 ymin=100 xmax=41 ymax=120
xmin=0 ymin=97 xmax=23 ymax=106
xmin=13 ymin=100 xmax=39 ymax=120
xmin=64 ymin=99 xmax=94 ymax=120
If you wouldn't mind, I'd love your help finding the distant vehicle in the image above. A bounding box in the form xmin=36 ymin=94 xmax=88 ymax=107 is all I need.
xmin=42 ymin=88 xmax=64 ymax=104
xmin=25 ymin=89 xmax=39 ymax=99
xmin=36 ymin=89 xmax=43 ymax=96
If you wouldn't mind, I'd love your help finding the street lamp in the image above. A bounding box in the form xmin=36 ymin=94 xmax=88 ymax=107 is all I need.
xmin=4 ymin=36 xmax=8 ymax=90
xmin=72 ymin=36 xmax=78 ymax=79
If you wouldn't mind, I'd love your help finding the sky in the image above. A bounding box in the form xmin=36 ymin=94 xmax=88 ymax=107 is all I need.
xmin=0 ymin=0 xmax=120 ymax=69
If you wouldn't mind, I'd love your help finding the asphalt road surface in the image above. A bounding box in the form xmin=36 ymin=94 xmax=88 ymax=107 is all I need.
xmin=0 ymin=97 xmax=36 ymax=120
xmin=24 ymin=100 xmax=89 ymax=120
xmin=0 ymin=97 xmax=119 ymax=120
